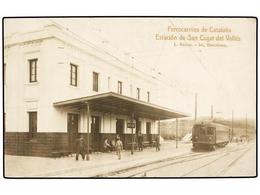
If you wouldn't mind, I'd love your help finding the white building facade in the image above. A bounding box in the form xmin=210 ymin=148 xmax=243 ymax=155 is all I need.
xmin=4 ymin=22 xmax=187 ymax=156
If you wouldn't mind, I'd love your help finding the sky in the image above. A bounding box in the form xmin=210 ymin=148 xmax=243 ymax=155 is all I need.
xmin=4 ymin=18 xmax=256 ymax=119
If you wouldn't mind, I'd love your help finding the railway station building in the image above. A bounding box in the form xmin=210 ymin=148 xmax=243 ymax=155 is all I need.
xmin=4 ymin=21 xmax=188 ymax=157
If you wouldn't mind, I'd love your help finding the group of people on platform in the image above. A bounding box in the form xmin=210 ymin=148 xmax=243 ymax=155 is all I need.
xmin=75 ymin=133 xmax=160 ymax=161
xmin=103 ymin=135 xmax=123 ymax=159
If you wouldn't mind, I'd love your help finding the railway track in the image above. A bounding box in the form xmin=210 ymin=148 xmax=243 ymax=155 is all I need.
xmin=216 ymin=146 xmax=252 ymax=176
xmin=181 ymin=146 xmax=251 ymax=177
xmin=96 ymin=144 xmax=252 ymax=177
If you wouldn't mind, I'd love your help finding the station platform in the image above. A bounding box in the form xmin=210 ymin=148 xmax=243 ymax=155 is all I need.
xmin=5 ymin=141 xmax=193 ymax=177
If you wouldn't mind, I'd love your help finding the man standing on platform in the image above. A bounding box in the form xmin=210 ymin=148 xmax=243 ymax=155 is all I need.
xmin=115 ymin=136 xmax=123 ymax=160
xmin=75 ymin=135 xmax=86 ymax=161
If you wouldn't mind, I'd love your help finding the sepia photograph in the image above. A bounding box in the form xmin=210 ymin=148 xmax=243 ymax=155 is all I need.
xmin=3 ymin=17 xmax=257 ymax=178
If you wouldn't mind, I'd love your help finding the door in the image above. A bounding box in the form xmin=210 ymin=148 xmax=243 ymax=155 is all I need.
xmin=67 ymin=113 xmax=79 ymax=152
xmin=29 ymin=112 xmax=37 ymax=139
xmin=136 ymin=120 xmax=141 ymax=136
xmin=91 ymin=116 xmax=101 ymax=151
xmin=146 ymin=122 xmax=152 ymax=143
xmin=116 ymin=119 xmax=125 ymax=147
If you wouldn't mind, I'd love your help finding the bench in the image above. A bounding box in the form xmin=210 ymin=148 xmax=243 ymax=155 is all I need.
xmin=51 ymin=146 xmax=93 ymax=158
xmin=127 ymin=142 xmax=138 ymax=150
xmin=60 ymin=150 xmax=73 ymax=156
xmin=51 ymin=150 xmax=72 ymax=158
xmin=143 ymin=141 xmax=156 ymax=148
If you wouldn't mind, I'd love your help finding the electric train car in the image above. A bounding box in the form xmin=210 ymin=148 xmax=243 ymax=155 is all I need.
xmin=192 ymin=122 xmax=231 ymax=150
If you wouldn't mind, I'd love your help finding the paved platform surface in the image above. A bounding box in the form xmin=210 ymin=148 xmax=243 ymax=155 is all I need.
xmin=5 ymin=141 xmax=252 ymax=177
xmin=5 ymin=141 xmax=192 ymax=177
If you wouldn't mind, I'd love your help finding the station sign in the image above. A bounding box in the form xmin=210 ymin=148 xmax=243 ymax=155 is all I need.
xmin=127 ymin=122 xmax=135 ymax=128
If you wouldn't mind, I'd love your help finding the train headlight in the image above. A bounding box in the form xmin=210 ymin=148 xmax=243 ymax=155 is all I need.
xmin=209 ymin=137 xmax=212 ymax=140
xmin=195 ymin=136 xmax=198 ymax=140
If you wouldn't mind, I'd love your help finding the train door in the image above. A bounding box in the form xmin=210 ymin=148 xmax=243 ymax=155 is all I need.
xmin=116 ymin=119 xmax=125 ymax=146
xmin=67 ymin=113 xmax=79 ymax=152
xmin=199 ymin=125 xmax=207 ymax=142
xmin=91 ymin=116 xmax=101 ymax=151
xmin=207 ymin=127 xmax=215 ymax=144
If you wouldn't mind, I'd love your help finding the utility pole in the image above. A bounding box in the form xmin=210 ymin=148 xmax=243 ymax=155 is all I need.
xmin=194 ymin=93 xmax=197 ymax=123
xmin=211 ymin=105 xmax=213 ymax=120
xmin=176 ymin=118 xmax=178 ymax=148
xmin=231 ymin=110 xmax=234 ymax=142
xmin=245 ymin=113 xmax=248 ymax=142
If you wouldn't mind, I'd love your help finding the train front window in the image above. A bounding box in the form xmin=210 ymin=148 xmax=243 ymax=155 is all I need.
xmin=207 ymin=127 xmax=214 ymax=135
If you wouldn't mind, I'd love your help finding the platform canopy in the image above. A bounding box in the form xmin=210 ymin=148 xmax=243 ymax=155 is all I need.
xmin=53 ymin=92 xmax=189 ymax=120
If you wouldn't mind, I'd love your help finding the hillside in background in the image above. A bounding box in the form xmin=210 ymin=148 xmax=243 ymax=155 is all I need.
xmin=160 ymin=117 xmax=256 ymax=140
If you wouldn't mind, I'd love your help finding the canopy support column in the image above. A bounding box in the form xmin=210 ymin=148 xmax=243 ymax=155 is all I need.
xmin=131 ymin=112 xmax=134 ymax=155
xmin=158 ymin=117 xmax=160 ymax=135
xmin=86 ymin=102 xmax=90 ymax=161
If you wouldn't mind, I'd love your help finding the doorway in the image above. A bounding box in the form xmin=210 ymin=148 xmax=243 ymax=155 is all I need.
xmin=136 ymin=120 xmax=141 ymax=135
xmin=91 ymin=116 xmax=101 ymax=151
xmin=67 ymin=113 xmax=79 ymax=152
xmin=146 ymin=122 xmax=152 ymax=143
xmin=116 ymin=119 xmax=125 ymax=146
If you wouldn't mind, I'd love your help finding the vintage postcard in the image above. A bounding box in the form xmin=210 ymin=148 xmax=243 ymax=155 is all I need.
xmin=3 ymin=17 xmax=257 ymax=178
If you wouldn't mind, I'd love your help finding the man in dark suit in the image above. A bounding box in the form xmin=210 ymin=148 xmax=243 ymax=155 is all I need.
xmin=75 ymin=135 xmax=86 ymax=161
